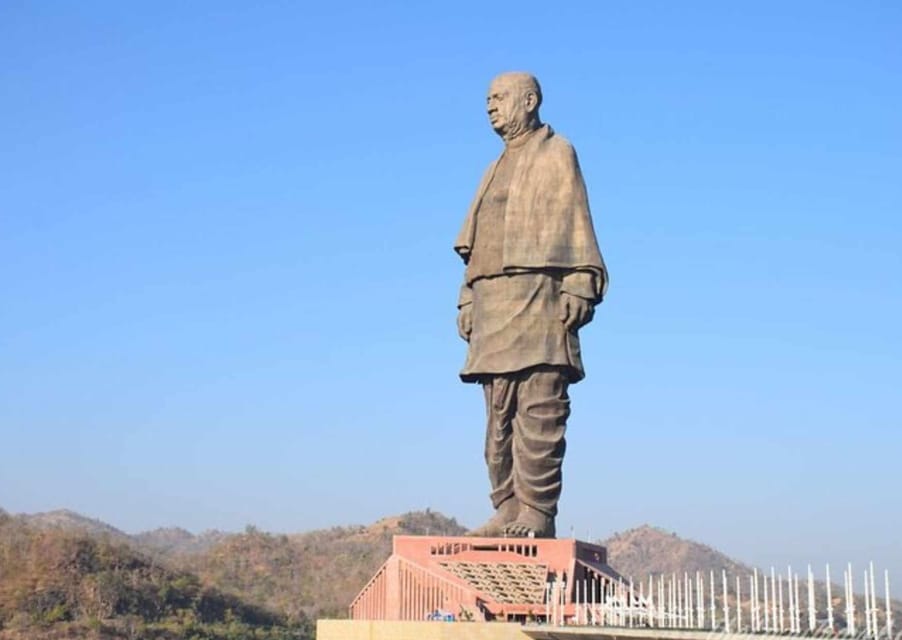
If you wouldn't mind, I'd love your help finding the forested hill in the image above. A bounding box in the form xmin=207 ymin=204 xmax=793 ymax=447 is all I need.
xmin=0 ymin=508 xmax=465 ymax=638
xmin=0 ymin=509 xmax=311 ymax=640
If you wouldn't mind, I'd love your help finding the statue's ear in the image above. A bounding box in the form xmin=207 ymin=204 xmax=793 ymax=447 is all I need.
xmin=525 ymin=91 xmax=539 ymax=114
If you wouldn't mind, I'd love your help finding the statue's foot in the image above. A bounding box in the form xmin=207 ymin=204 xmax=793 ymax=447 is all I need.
xmin=469 ymin=499 xmax=519 ymax=537
xmin=502 ymin=505 xmax=555 ymax=538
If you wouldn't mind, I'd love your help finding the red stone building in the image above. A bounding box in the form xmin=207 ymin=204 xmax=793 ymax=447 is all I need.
xmin=351 ymin=535 xmax=625 ymax=623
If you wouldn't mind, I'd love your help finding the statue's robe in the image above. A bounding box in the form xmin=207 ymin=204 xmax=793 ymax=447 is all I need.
xmin=455 ymin=124 xmax=607 ymax=383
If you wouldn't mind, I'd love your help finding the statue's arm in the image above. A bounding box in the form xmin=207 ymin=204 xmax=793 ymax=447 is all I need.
xmin=457 ymin=282 xmax=473 ymax=341
xmin=560 ymin=271 xmax=597 ymax=331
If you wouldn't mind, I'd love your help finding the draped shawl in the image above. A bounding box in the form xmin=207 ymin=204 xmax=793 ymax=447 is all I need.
xmin=454 ymin=124 xmax=608 ymax=303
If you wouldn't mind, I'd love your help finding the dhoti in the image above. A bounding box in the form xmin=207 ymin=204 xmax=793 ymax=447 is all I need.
xmin=483 ymin=365 xmax=570 ymax=518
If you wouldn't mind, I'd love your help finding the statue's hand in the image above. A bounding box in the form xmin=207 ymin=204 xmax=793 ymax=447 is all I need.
xmin=457 ymin=304 xmax=473 ymax=341
xmin=560 ymin=292 xmax=594 ymax=331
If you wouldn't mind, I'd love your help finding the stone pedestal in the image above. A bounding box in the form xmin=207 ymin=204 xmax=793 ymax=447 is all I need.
xmin=349 ymin=535 xmax=621 ymax=624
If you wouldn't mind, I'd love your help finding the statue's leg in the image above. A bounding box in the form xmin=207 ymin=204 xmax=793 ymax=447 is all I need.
xmin=503 ymin=366 xmax=570 ymax=538
xmin=469 ymin=375 xmax=519 ymax=537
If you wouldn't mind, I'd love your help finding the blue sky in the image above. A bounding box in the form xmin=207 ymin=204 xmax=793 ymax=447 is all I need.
xmin=1 ymin=1 xmax=900 ymax=583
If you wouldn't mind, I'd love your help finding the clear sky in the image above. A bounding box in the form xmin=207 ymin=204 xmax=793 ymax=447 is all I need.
xmin=1 ymin=1 xmax=900 ymax=584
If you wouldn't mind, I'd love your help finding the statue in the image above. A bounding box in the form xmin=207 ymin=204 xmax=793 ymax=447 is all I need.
xmin=455 ymin=72 xmax=608 ymax=538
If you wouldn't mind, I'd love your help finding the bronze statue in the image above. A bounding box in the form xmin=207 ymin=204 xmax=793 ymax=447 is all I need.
xmin=455 ymin=72 xmax=607 ymax=538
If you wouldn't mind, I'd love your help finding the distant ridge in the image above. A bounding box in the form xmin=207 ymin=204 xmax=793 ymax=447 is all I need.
xmin=603 ymin=524 xmax=752 ymax=578
xmin=132 ymin=526 xmax=229 ymax=556
xmin=16 ymin=508 xmax=131 ymax=543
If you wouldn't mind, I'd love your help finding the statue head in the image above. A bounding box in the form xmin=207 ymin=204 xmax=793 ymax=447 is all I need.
xmin=486 ymin=72 xmax=543 ymax=143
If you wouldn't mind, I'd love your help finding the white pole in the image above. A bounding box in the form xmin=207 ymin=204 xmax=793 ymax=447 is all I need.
xmin=573 ymin=579 xmax=581 ymax=625
xmin=629 ymin=576 xmax=634 ymax=627
xmin=546 ymin=581 xmax=551 ymax=624
xmin=865 ymin=569 xmax=873 ymax=638
xmin=636 ymin=582 xmax=648 ymax=625
xmin=764 ymin=572 xmax=770 ymax=632
xmin=754 ymin=568 xmax=760 ymax=631
xmin=786 ymin=566 xmax=799 ymax=633
xmin=562 ymin=576 xmax=566 ymax=627
xmin=808 ymin=564 xmax=816 ymax=632
xmin=736 ymin=575 xmax=742 ymax=632
xmin=562 ymin=578 xmax=567 ymax=627
xmin=710 ymin=570 xmax=716 ymax=629
xmin=559 ymin=577 xmax=563 ymax=627
xmin=590 ymin=577 xmax=595 ymax=626
xmin=573 ymin=573 xmax=580 ymax=625
xmin=623 ymin=578 xmax=628 ymax=627
xmin=622 ymin=577 xmax=627 ymax=627
xmin=750 ymin=574 xmax=756 ymax=632
xmin=598 ymin=579 xmax=611 ymax=626
xmin=827 ymin=564 xmax=834 ymax=632
xmin=660 ymin=574 xmax=665 ymax=627
xmin=723 ymin=569 xmax=731 ymax=633
xmin=602 ymin=580 xmax=607 ymax=627
xmin=772 ymin=567 xmax=778 ymax=632
xmin=885 ymin=569 xmax=893 ymax=640
xmin=779 ymin=570 xmax=786 ymax=633
xmin=598 ymin=578 xmax=611 ymax=626
xmin=684 ymin=571 xmax=695 ymax=629
xmin=573 ymin=578 xmax=585 ymax=625
xmin=846 ymin=566 xmax=850 ymax=635
xmin=698 ymin=571 xmax=705 ymax=628
xmin=794 ymin=573 xmax=801 ymax=636
xmin=869 ymin=562 xmax=878 ymax=639
xmin=624 ymin=576 xmax=629 ymax=627
xmin=848 ymin=564 xmax=857 ymax=637
xmin=844 ymin=567 xmax=850 ymax=635
xmin=667 ymin=574 xmax=676 ymax=627
xmin=677 ymin=575 xmax=683 ymax=627
xmin=647 ymin=577 xmax=653 ymax=628
xmin=749 ymin=569 xmax=759 ymax=633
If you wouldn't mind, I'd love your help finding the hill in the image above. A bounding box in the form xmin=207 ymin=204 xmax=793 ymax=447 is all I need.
xmin=603 ymin=524 xmax=753 ymax=578
xmin=16 ymin=509 xmax=132 ymax=545
xmin=18 ymin=512 xmax=228 ymax=559
xmin=179 ymin=510 xmax=467 ymax=619
xmin=0 ymin=511 xmax=311 ymax=640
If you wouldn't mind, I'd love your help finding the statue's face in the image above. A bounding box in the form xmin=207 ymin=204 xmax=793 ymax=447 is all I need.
xmin=486 ymin=76 xmax=535 ymax=140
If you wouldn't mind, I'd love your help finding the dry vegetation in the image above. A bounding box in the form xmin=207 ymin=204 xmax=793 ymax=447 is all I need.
xmin=3 ymin=507 xmax=898 ymax=638
xmin=0 ymin=510 xmax=311 ymax=639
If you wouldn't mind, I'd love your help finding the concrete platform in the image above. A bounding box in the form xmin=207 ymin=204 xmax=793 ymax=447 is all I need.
xmin=350 ymin=535 xmax=621 ymax=622
xmin=318 ymin=620 xmax=531 ymax=640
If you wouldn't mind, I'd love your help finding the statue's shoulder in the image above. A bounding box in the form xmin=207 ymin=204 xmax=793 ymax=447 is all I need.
xmin=536 ymin=126 xmax=578 ymax=164
xmin=545 ymin=125 xmax=569 ymax=144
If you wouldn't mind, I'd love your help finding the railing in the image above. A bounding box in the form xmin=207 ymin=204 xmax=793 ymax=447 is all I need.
xmin=548 ymin=562 xmax=895 ymax=639
xmin=350 ymin=556 xmax=473 ymax=620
